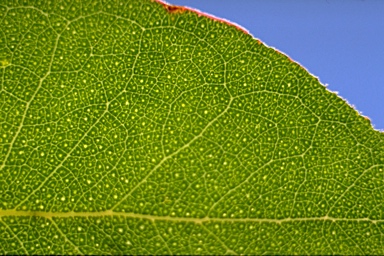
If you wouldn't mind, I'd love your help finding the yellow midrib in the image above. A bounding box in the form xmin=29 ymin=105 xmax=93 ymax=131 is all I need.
xmin=0 ymin=209 xmax=381 ymax=224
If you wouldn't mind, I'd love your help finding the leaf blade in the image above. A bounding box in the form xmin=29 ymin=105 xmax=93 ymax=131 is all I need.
xmin=0 ymin=0 xmax=383 ymax=254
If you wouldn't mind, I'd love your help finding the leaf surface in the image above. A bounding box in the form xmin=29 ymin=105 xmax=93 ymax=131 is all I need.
xmin=0 ymin=0 xmax=384 ymax=254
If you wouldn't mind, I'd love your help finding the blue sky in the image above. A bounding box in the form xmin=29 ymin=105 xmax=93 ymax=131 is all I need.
xmin=166 ymin=0 xmax=384 ymax=131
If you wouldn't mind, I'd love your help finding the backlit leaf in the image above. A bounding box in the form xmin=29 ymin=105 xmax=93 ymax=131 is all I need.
xmin=1 ymin=0 xmax=383 ymax=254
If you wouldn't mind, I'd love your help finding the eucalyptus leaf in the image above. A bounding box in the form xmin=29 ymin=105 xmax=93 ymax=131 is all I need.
xmin=1 ymin=0 xmax=383 ymax=254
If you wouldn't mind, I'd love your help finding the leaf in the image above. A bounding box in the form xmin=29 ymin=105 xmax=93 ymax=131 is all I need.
xmin=0 ymin=0 xmax=383 ymax=254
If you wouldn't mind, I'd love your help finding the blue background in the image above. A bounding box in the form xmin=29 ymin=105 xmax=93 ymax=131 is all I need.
xmin=166 ymin=0 xmax=384 ymax=131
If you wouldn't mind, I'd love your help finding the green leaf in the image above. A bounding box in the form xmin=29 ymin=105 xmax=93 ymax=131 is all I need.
xmin=1 ymin=0 xmax=383 ymax=254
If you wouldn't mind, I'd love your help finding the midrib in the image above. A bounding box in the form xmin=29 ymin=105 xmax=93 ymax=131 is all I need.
xmin=0 ymin=210 xmax=381 ymax=224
